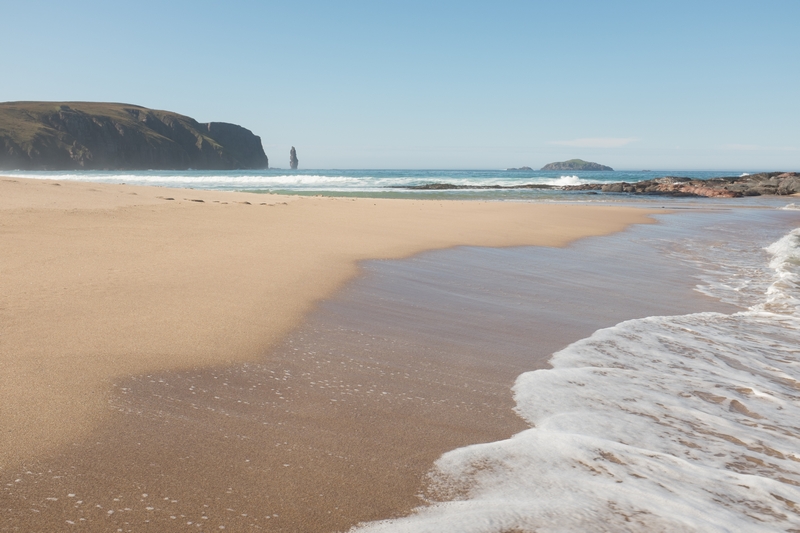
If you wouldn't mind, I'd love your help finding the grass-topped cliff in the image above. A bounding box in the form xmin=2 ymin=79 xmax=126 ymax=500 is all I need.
xmin=0 ymin=102 xmax=268 ymax=170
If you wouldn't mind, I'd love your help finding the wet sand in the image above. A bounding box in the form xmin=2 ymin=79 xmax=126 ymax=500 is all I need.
xmin=1 ymin=176 xmax=741 ymax=532
xmin=0 ymin=177 xmax=658 ymax=469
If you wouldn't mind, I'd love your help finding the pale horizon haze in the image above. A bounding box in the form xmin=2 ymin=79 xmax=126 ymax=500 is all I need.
xmin=1 ymin=0 xmax=798 ymax=170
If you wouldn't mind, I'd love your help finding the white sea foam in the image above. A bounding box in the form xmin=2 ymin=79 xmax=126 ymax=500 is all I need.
xmin=353 ymin=228 xmax=800 ymax=532
xmin=760 ymin=229 xmax=800 ymax=315
xmin=781 ymin=203 xmax=800 ymax=211
xmin=741 ymin=172 xmax=751 ymax=177
xmin=667 ymin=228 xmax=776 ymax=310
xmin=545 ymin=175 xmax=583 ymax=186
xmin=3 ymin=170 xmax=608 ymax=193
xmin=3 ymin=172 xmax=376 ymax=188
xmin=4 ymin=169 xmax=755 ymax=198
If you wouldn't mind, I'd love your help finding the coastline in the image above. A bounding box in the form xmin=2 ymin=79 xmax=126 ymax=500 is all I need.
xmin=3 ymin=176 xmax=797 ymax=531
xmin=351 ymin=208 xmax=800 ymax=532
xmin=5 ymin=169 xmax=797 ymax=204
xmin=0 ymin=176 xmax=657 ymax=469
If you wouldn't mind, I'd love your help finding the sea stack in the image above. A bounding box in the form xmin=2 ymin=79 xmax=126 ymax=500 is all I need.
xmin=290 ymin=146 xmax=299 ymax=169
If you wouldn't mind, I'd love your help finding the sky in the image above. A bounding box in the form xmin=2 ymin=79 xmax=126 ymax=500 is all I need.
xmin=1 ymin=0 xmax=798 ymax=170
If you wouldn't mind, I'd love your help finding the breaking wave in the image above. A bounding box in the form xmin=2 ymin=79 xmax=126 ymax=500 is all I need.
xmin=353 ymin=229 xmax=800 ymax=532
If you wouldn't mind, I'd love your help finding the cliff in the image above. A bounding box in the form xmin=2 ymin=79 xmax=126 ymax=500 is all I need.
xmin=0 ymin=101 xmax=268 ymax=170
xmin=541 ymin=159 xmax=613 ymax=171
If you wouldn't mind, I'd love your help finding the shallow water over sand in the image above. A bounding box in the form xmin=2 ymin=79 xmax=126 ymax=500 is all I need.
xmin=3 ymin=207 xmax=796 ymax=532
xmin=355 ymin=209 xmax=800 ymax=532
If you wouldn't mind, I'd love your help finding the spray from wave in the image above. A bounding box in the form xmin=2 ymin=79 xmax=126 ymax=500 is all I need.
xmin=545 ymin=175 xmax=583 ymax=186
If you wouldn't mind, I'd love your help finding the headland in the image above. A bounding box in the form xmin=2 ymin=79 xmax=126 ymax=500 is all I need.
xmin=0 ymin=102 xmax=269 ymax=170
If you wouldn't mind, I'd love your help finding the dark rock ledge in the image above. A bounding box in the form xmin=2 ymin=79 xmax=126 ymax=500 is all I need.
xmin=397 ymin=183 xmax=553 ymax=190
xmin=390 ymin=172 xmax=800 ymax=197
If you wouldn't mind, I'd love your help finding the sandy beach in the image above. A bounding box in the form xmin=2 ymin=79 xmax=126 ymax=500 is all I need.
xmin=1 ymin=176 xmax=693 ymax=531
xmin=4 ymin=1 xmax=798 ymax=529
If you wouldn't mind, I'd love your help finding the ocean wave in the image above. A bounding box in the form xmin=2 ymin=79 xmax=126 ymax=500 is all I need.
xmin=3 ymin=172 xmax=605 ymax=193
xmin=759 ymin=228 xmax=800 ymax=315
xmin=1 ymin=172 xmax=375 ymax=186
xmin=353 ymin=227 xmax=800 ymax=532
xmin=544 ymin=175 xmax=583 ymax=186
xmin=1 ymin=169 xmax=766 ymax=197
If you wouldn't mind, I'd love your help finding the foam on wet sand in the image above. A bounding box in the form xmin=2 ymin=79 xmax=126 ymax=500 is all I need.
xmin=353 ymin=212 xmax=800 ymax=532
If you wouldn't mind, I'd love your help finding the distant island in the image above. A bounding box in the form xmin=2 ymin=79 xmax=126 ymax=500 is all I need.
xmin=0 ymin=101 xmax=269 ymax=170
xmin=506 ymin=166 xmax=533 ymax=171
xmin=541 ymin=159 xmax=613 ymax=171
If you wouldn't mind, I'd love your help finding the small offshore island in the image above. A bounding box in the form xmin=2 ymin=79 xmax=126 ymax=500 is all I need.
xmin=507 ymin=159 xmax=614 ymax=171
xmin=0 ymin=101 xmax=269 ymax=170
xmin=541 ymin=159 xmax=613 ymax=171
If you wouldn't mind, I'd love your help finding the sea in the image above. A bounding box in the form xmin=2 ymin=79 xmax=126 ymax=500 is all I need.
xmin=349 ymin=206 xmax=800 ymax=532
xmin=9 ymin=169 xmax=800 ymax=531
xmin=0 ymin=168 xmax=773 ymax=202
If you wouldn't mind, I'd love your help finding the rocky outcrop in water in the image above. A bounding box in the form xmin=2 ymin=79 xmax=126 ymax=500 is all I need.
xmin=541 ymin=159 xmax=613 ymax=171
xmin=0 ymin=101 xmax=269 ymax=170
xmin=397 ymin=183 xmax=552 ymax=190
xmin=390 ymin=172 xmax=800 ymax=197
xmin=563 ymin=173 xmax=800 ymax=197
xmin=289 ymin=146 xmax=298 ymax=170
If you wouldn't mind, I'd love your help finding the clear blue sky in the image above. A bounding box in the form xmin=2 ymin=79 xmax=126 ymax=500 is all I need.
xmin=2 ymin=0 xmax=798 ymax=170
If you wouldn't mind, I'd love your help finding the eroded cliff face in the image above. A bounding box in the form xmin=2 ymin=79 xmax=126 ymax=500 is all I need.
xmin=205 ymin=122 xmax=268 ymax=170
xmin=0 ymin=102 xmax=269 ymax=170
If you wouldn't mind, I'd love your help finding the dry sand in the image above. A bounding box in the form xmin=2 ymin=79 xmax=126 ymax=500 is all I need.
xmin=0 ymin=177 xmax=661 ymax=531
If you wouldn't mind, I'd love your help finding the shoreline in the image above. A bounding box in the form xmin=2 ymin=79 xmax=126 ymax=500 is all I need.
xmin=350 ymin=207 xmax=800 ymax=532
xmin=1 ymin=176 xmax=659 ymax=469
xmin=5 ymin=169 xmax=798 ymax=205
xmin=2 ymin=176 xmax=787 ymax=531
